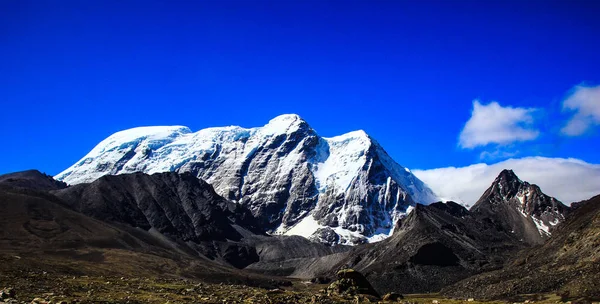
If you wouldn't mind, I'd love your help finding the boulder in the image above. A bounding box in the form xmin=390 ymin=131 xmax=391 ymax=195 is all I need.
xmin=0 ymin=288 xmax=15 ymax=300
xmin=382 ymin=292 xmax=404 ymax=301
xmin=327 ymin=269 xmax=379 ymax=298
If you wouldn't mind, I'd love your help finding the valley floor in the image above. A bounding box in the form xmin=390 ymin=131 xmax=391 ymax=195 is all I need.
xmin=0 ymin=272 xmax=591 ymax=304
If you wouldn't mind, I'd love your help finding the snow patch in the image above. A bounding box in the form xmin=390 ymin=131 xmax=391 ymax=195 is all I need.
xmin=311 ymin=131 xmax=370 ymax=193
xmin=281 ymin=205 xmax=415 ymax=245
xmin=532 ymin=217 xmax=551 ymax=236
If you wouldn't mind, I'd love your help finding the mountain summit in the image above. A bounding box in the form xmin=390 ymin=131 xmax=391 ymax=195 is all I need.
xmin=471 ymin=169 xmax=569 ymax=244
xmin=56 ymin=114 xmax=438 ymax=245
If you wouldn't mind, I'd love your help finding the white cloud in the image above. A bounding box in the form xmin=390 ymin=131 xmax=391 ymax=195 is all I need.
xmin=561 ymin=84 xmax=600 ymax=136
xmin=413 ymin=157 xmax=600 ymax=206
xmin=459 ymin=100 xmax=540 ymax=149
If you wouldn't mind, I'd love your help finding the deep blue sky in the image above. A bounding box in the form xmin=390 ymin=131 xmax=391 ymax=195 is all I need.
xmin=1 ymin=0 xmax=599 ymax=175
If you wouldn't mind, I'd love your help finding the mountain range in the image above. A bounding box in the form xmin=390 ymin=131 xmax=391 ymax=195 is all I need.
xmin=1 ymin=114 xmax=597 ymax=301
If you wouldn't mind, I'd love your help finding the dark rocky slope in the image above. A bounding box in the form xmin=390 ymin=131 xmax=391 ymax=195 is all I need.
xmin=282 ymin=170 xmax=572 ymax=295
xmin=443 ymin=194 xmax=600 ymax=300
xmin=0 ymin=184 xmax=282 ymax=286
xmin=317 ymin=201 xmax=523 ymax=295
xmin=53 ymin=172 xmax=262 ymax=242
xmin=52 ymin=171 xmax=347 ymax=268
xmin=0 ymin=170 xmax=67 ymax=191
xmin=52 ymin=172 xmax=266 ymax=267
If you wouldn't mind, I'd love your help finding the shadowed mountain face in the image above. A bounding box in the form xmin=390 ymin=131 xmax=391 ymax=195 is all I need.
xmin=0 ymin=183 xmax=281 ymax=286
xmin=316 ymin=201 xmax=524 ymax=295
xmin=471 ymin=169 xmax=570 ymax=245
xmin=444 ymin=194 xmax=600 ymax=300
xmin=0 ymin=170 xmax=67 ymax=191
xmin=4 ymin=170 xmax=345 ymax=271
xmin=53 ymin=172 xmax=262 ymax=244
xmin=52 ymin=172 xmax=271 ymax=267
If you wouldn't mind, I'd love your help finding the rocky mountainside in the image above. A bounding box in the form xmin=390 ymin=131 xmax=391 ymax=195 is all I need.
xmin=52 ymin=171 xmax=346 ymax=269
xmin=0 ymin=179 xmax=282 ymax=287
xmin=470 ymin=169 xmax=569 ymax=245
xmin=444 ymin=194 xmax=600 ymax=300
xmin=54 ymin=172 xmax=261 ymax=242
xmin=55 ymin=114 xmax=438 ymax=245
xmin=316 ymin=201 xmax=523 ymax=295
xmin=53 ymin=172 xmax=269 ymax=267
xmin=0 ymin=170 xmax=343 ymax=284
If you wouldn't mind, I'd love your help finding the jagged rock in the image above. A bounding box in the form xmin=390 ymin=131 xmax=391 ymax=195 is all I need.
xmin=55 ymin=114 xmax=438 ymax=244
xmin=327 ymin=269 xmax=379 ymax=298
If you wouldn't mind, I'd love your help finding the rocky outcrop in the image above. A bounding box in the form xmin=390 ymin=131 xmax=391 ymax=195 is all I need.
xmin=55 ymin=114 xmax=438 ymax=244
xmin=327 ymin=269 xmax=379 ymax=298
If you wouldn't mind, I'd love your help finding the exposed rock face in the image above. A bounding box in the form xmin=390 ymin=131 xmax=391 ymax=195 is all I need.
xmin=471 ymin=169 xmax=569 ymax=245
xmin=53 ymin=172 xmax=262 ymax=244
xmin=55 ymin=114 xmax=438 ymax=244
xmin=444 ymin=194 xmax=600 ymax=300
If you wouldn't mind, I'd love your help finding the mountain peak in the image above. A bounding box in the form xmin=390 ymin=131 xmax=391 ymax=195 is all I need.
xmin=261 ymin=114 xmax=312 ymax=135
xmin=495 ymin=169 xmax=521 ymax=183
xmin=269 ymin=113 xmax=303 ymax=123
xmin=471 ymin=169 xmax=569 ymax=244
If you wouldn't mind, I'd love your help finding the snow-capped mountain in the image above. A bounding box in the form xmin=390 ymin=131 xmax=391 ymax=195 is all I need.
xmin=56 ymin=114 xmax=438 ymax=245
xmin=471 ymin=169 xmax=569 ymax=245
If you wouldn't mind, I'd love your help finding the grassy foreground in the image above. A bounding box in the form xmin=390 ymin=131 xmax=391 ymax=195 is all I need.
xmin=0 ymin=273 xmax=590 ymax=304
